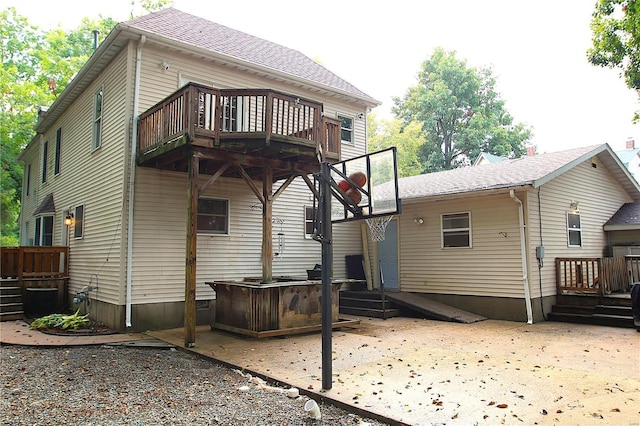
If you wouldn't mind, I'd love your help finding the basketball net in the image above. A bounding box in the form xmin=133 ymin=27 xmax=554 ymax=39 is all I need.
xmin=365 ymin=215 xmax=393 ymax=242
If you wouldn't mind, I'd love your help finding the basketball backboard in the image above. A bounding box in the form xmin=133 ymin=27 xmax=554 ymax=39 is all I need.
xmin=326 ymin=147 xmax=401 ymax=223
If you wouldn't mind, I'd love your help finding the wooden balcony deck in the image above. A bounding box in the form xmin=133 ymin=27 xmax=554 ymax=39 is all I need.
xmin=137 ymin=84 xmax=341 ymax=180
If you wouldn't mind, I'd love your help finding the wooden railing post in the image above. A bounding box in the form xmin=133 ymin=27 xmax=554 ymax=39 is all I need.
xmin=265 ymin=92 xmax=273 ymax=146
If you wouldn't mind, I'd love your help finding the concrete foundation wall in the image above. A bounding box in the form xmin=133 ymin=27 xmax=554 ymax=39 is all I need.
xmin=420 ymin=293 xmax=555 ymax=323
xmin=74 ymin=297 xmax=214 ymax=333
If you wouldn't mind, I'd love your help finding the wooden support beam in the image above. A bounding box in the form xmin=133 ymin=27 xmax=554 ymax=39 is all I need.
xmin=199 ymin=162 xmax=232 ymax=196
xmin=234 ymin=163 xmax=265 ymax=205
xmin=300 ymin=173 xmax=320 ymax=200
xmin=272 ymin=173 xmax=297 ymax=202
xmin=262 ymin=166 xmax=273 ymax=283
xmin=184 ymin=153 xmax=198 ymax=347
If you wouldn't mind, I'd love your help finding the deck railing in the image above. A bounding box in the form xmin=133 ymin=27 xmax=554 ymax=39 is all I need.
xmin=1 ymin=246 xmax=69 ymax=310
xmin=556 ymin=257 xmax=637 ymax=295
xmin=138 ymin=84 xmax=340 ymax=161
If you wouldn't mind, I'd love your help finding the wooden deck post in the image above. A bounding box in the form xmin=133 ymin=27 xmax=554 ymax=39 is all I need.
xmin=184 ymin=153 xmax=198 ymax=347
xmin=262 ymin=165 xmax=273 ymax=283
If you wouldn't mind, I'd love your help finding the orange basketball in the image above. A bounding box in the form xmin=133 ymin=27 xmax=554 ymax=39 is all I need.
xmin=345 ymin=187 xmax=362 ymax=205
xmin=349 ymin=171 xmax=367 ymax=188
xmin=338 ymin=179 xmax=351 ymax=193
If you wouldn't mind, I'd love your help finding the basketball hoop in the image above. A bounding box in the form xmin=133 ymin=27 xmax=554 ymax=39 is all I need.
xmin=365 ymin=215 xmax=393 ymax=242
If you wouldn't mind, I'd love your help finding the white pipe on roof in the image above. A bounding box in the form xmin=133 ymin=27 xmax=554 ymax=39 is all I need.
xmin=126 ymin=35 xmax=146 ymax=328
xmin=510 ymin=189 xmax=533 ymax=324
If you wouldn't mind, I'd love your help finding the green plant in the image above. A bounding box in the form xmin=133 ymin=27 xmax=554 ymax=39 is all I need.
xmin=29 ymin=310 xmax=90 ymax=330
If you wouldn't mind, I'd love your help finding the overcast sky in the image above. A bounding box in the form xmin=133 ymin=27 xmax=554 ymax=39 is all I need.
xmin=4 ymin=0 xmax=639 ymax=153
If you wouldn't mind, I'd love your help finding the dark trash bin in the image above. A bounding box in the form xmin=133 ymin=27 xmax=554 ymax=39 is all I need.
xmin=25 ymin=288 xmax=58 ymax=317
xmin=307 ymin=264 xmax=322 ymax=280
xmin=632 ymin=282 xmax=640 ymax=332
xmin=345 ymin=255 xmax=366 ymax=280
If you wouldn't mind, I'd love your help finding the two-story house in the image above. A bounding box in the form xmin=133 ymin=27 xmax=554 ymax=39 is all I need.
xmin=18 ymin=8 xmax=379 ymax=334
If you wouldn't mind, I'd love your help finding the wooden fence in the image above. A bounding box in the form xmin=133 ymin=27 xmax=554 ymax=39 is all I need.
xmin=556 ymin=256 xmax=639 ymax=295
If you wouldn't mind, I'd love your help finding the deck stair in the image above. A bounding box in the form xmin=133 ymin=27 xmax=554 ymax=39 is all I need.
xmin=548 ymin=295 xmax=633 ymax=328
xmin=339 ymin=290 xmax=401 ymax=319
xmin=0 ymin=285 xmax=24 ymax=322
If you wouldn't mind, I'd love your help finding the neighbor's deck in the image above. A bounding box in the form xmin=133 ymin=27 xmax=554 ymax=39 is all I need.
xmin=137 ymin=84 xmax=341 ymax=180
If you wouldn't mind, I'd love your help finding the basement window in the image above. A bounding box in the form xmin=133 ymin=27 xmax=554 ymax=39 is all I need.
xmin=197 ymin=197 xmax=229 ymax=235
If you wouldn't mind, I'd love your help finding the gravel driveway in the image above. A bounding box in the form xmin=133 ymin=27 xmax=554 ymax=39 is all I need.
xmin=1 ymin=345 xmax=389 ymax=425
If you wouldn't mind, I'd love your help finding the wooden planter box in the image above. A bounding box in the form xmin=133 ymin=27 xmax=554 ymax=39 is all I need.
xmin=207 ymin=279 xmax=358 ymax=338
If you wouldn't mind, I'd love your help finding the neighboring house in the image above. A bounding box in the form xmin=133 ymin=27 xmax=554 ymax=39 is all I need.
xmin=604 ymin=202 xmax=640 ymax=256
xmin=17 ymin=8 xmax=379 ymax=332
xmin=614 ymin=138 xmax=640 ymax=182
xmin=474 ymin=146 xmax=536 ymax=166
xmin=369 ymin=144 xmax=640 ymax=323
xmin=473 ymin=152 xmax=507 ymax=166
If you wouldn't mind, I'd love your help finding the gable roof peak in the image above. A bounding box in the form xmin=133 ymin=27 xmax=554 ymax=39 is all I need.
xmin=123 ymin=7 xmax=379 ymax=106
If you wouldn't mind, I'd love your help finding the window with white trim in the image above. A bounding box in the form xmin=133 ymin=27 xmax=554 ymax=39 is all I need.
xmin=304 ymin=206 xmax=317 ymax=239
xmin=73 ymin=205 xmax=84 ymax=239
xmin=567 ymin=212 xmax=582 ymax=247
xmin=92 ymin=87 xmax=103 ymax=150
xmin=338 ymin=115 xmax=353 ymax=144
xmin=441 ymin=212 xmax=471 ymax=248
xmin=197 ymin=198 xmax=229 ymax=235
xmin=34 ymin=215 xmax=54 ymax=246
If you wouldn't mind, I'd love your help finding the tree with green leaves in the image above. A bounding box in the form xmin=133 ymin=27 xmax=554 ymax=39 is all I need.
xmin=393 ymin=47 xmax=532 ymax=173
xmin=587 ymin=0 xmax=640 ymax=122
xmin=367 ymin=113 xmax=423 ymax=178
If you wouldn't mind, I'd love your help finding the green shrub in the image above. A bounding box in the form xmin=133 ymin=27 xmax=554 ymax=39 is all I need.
xmin=30 ymin=310 xmax=90 ymax=330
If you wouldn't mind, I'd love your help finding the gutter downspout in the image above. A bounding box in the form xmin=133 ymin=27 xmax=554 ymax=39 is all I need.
xmin=126 ymin=35 xmax=145 ymax=328
xmin=510 ymin=189 xmax=533 ymax=324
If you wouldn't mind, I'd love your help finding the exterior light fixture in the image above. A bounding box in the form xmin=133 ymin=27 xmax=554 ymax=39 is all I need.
xmin=414 ymin=218 xmax=424 ymax=225
xmin=569 ymin=200 xmax=579 ymax=213
xmin=64 ymin=213 xmax=74 ymax=226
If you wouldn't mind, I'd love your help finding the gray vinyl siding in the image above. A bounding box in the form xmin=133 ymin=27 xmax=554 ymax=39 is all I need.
xmin=398 ymin=194 xmax=524 ymax=298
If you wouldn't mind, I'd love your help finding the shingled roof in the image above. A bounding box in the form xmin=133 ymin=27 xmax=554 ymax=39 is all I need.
xmin=604 ymin=202 xmax=640 ymax=230
xmin=397 ymin=144 xmax=640 ymax=200
xmin=123 ymin=8 xmax=378 ymax=105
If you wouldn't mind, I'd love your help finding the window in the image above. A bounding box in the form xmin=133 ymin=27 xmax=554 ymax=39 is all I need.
xmin=221 ymin=96 xmax=243 ymax=132
xmin=567 ymin=212 xmax=582 ymax=247
xmin=338 ymin=115 xmax=353 ymax=144
xmin=23 ymin=222 xmax=30 ymax=245
xmin=441 ymin=212 xmax=471 ymax=248
xmin=54 ymin=128 xmax=62 ymax=175
xmin=25 ymin=164 xmax=31 ymax=196
xmin=34 ymin=215 xmax=54 ymax=246
xmin=42 ymin=141 xmax=48 ymax=183
xmin=73 ymin=205 xmax=84 ymax=239
xmin=197 ymin=198 xmax=229 ymax=235
xmin=304 ymin=206 xmax=317 ymax=239
xmin=92 ymin=87 xmax=103 ymax=150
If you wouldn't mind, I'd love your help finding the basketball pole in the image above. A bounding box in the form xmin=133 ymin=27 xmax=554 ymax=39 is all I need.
xmin=320 ymin=161 xmax=333 ymax=390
